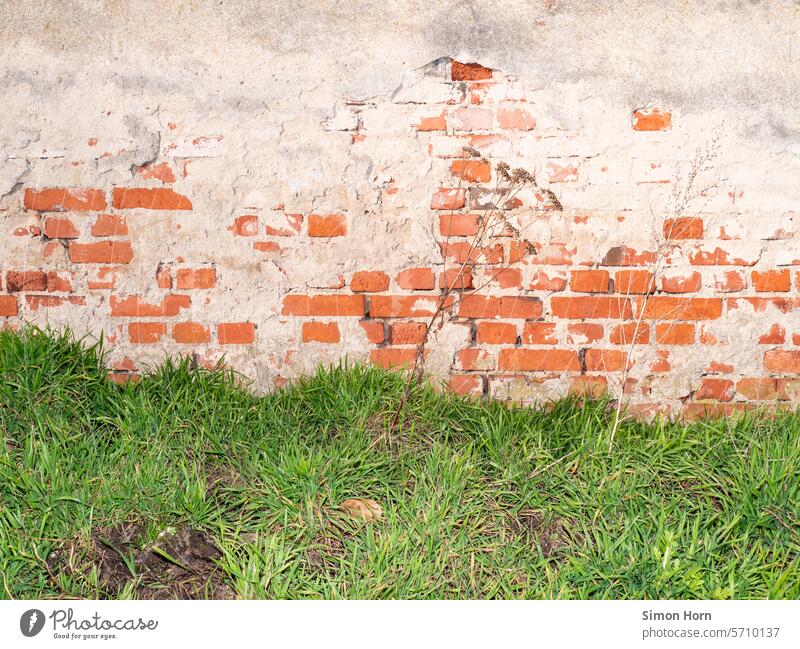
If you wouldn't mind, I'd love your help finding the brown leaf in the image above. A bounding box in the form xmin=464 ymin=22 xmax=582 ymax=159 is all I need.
xmin=339 ymin=498 xmax=383 ymax=521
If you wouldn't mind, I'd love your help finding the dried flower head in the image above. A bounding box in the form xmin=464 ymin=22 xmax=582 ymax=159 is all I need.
xmin=511 ymin=167 xmax=536 ymax=184
xmin=541 ymin=188 xmax=563 ymax=211
xmin=496 ymin=161 xmax=512 ymax=182
xmin=462 ymin=145 xmax=482 ymax=158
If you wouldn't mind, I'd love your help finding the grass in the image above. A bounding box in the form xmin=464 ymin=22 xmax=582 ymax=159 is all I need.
xmin=0 ymin=327 xmax=798 ymax=599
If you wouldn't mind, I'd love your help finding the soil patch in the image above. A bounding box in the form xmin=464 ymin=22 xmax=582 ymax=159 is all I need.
xmin=508 ymin=510 xmax=576 ymax=559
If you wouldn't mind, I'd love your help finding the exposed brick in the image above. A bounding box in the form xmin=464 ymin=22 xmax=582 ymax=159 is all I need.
xmin=440 ymin=242 xmax=504 ymax=264
xmin=431 ymin=188 xmax=466 ymax=210
xmin=44 ymin=217 xmax=79 ymax=239
xmin=585 ymin=349 xmax=629 ymax=372
xmin=550 ymin=296 xmax=634 ymax=319
xmin=695 ymin=378 xmax=735 ymax=402
xmin=91 ymin=214 xmax=128 ymax=237
xmin=610 ymin=323 xmax=649 ymax=345
xmin=447 ymin=374 xmax=484 ymax=396
xmin=0 ymin=295 xmax=18 ymax=317
xmin=476 ymin=321 xmax=517 ymax=344
xmin=712 ymin=270 xmax=747 ymax=292
xmin=497 ymin=106 xmax=536 ymax=130
xmin=570 ymin=375 xmax=608 ymax=398
xmin=439 ymin=269 xmax=473 ymax=290
xmin=176 ymin=268 xmax=216 ymax=289
xmin=69 ymin=241 xmax=134 ymax=264
xmin=498 ymin=349 xmax=581 ymax=371
xmin=417 ymin=111 xmax=447 ymax=131
xmin=736 ymin=378 xmax=779 ymax=401
xmin=569 ymin=269 xmax=609 ymax=293
xmin=663 ymin=217 xmax=703 ymax=239
xmin=615 ymin=269 xmax=654 ymax=294
xmin=521 ymin=322 xmax=558 ymax=345
xmin=390 ymin=321 xmax=427 ymax=345
xmin=218 ymin=322 xmax=255 ymax=344
xmin=302 ymin=321 xmax=341 ymax=343
xmin=456 ymin=348 xmax=494 ymax=371
xmin=451 ymin=60 xmax=493 ymax=81
xmin=439 ymin=213 xmax=480 ymax=236
xmin=529 ymin=270 xmax=567 ymax=291
xmin=661 ymin=271 xmax=701 ymax=293
xmin=450 ymin=159 xmax=491 ymax=183
xmin=488 ymin=268 xmax=521 ymax=289
xmin=351 ymin=271 xmax=390 ymax=293
xmin=689 ymin=246 xmax=757 ymax=266
xmin=764 ymin=350 xmax=800 ymax=373
xmin=360 ymin=320 xmax=385 ymax=343
xmin=632 ymin=108 xmax=672 ymax=131
xmin=370 ymin=295 xmax=450 ymax=318
xmin=6 ymin=271 xmax=47 ymax=292
xmin=308 ymin=214 xmax=347 ymax=237
xmin=759 ymin=323 xmax=785 ymax=344
xmin=156 ymin=264 xmax=173 ymax=289
xmin=135 ymin=162 xmax=176 ymax=183
xmin=459 ymin=295 xmax=542 ymax=319
xmin=370 ymin=348 xmax=418 ymax=368
xmin=600 ymin=246 xmax=657 ymax=266
xmin=129 ymin=322 xmax=166 ymax=344
xmin=112 ymin=188 xmax=192 ymax=210
xmin=173 ymin=322 xmax=211 ymax=343
xmin=452 ymin=108 xmax=494 ymax=131
xmin=752 ymin=269 xmax=790 ymax=292
xmin=640 ymin=297 xmax=722 ymax=320
xmin=229 ymin=214 xmax=259 ymax=237
xmin=567 ymin=323 xmax=604 ymax=344
xmin=110 ymin=294 xmax=191 ymax=317
xmin=282 ymin=294 xmax=365 ymax=316
xmin=25 ymin=187 xmax=106 ymax=211
xmin=396 ymin=268 xmax=435 ymax=290
xmin=655 ymin=323 xmax=695 ymax=345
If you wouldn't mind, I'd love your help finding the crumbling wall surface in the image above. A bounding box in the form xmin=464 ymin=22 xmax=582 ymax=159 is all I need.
xmin=2 ymin=1 xmax=800 ymax=417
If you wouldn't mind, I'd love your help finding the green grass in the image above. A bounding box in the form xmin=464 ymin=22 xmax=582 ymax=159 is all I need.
xmin=1 ymin=327 xmax=798 ymax=599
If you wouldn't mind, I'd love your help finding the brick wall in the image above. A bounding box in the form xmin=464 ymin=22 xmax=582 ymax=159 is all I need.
xmin=3 ymin=57 xmax=800 ymax=418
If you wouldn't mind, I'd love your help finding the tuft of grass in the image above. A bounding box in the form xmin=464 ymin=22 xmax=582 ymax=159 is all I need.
xmin=0 ymin=326 xmax=798 ymax=599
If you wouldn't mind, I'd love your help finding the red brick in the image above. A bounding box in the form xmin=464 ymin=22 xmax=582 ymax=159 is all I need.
xmin=25 ymin=187 xmax=106 ymax=211
xmin=129 ymin=322 xmax=166 ymax=344
xmin=360 ymin=320 xmax=385 ymax=343
xmin=570 ymin=375 xmax=608 ymax=398
xmin=91 ymin=214 xmax=128 ymax=237
xmin=764 ymin=350 xmax=800 ymax=373
xmin=218 ymin=322 xmax=255 ymax=344
xmin=228 ymin=214 xmax=259 ymax=237
xmin=440 ymin=242 xmax=504 ymax=264
xmin=459 ymin=295 xmax=542 ymax=319
xmin=253 ymin=241 xmax=280 ymax=252
xmin=759 ymin=323 xmax=785 ymax=344
xmin=663 ymin=217 xmax=702 ymax=239
xmin=736 ymin=378 xmax=779 ymax=401
xmin=173 ymin=322 xmax=211 ymax=343
xmin=156 ymin=264 xmax=173 ymax=289
xmin=390 ymin=321 xmax=427 ymax=345
xmin=550 ymin=296 xmax=634 ymax=319
xmin=497 ymin=106 xmax=536 ymax=130
xmin=43 ymin=217 xmax=79 ymax=239
xmin=135 ymin=162 xmax=176 ymax=183
xmin=450 ymin=159 xmax=491 ymax=183
xmin=752 ymin=269 xmax=790 ymax=292
xmin=632 ymin=108 xmax=672 ymax=131
xmin=308 ymin=214 xmax=347 ymax=237
xmin=453 ymin=108 xmax=494 ymax=131
xmin=112 ymin=188 xmax=192 ymax=210
xmin=431 ymin=188 xmax=466 ymax=210
xmin=439 ymin=269 xmax=473 ymax=290
xmin=110 ymin=294 xmax=191 ymax=317
xmin=570 ymin=270 xmax=609 ymax=293
xmin=488 ymin=268 xmax=521 ymax=289
xmin=282 ymin=294 xmax=365 ymax=316
xmin=69 ymin=241 xmax=134 ymax=264
xmin=615 ymin=270 xmax=654 ymax=294
xmin=302 ymin=321 xmax=341 ymax=343
xmin=370 ymin=348 xmax=418 ymax=368
xmin=451 ymin=60 xmax=493 ymax=81
xmin=713 ymin=270 xmax=747 ymax=292
xmin=370 ymin=295 xmax=450 ymax=318
xmin=439 ymin=213 xmax=480 ymax=236
xmin=567 ymin=323 xmax=604 ymax=344
xmin=396 ymin=268 xmax=435 ymax=290
xmin=695 ymin=378 xmax=735 ymax=402
xmin=25 ymin=295 xmax=85 ymax=311
xmin=498 ymin=349 xmax=581 ymax=371
xmin=45 ymin=272 xmax=72 ymax=292
xmin=655 ymin=323 xmax=695 ymax=345
xmin=689 ymin=246 xmax=757 ymax=266
xmin=585 ymin=349 xmax=629 ymax=372
xmin=476 ymin=321 xmax=517 ymax=344
xmin=661 ymin=271 xmax=701 ymax=293
xmin=176 ymin=268 xmax=216 ymax=289
xmin=417 ymin=111 xmax=447 ymax=131
xmin=610 ymin=323 xmax=649 ymax=345
xmin=351 ymin=271 xmax=390 ymax=293
xmin=456 ymin=348 xmax=494 ymax=371
xmin=600 ymin=246 xmax=657 ymax=266
xmin=447 ymin=374 xmax=484 ymax=396
xmin=529 ymin=270 xmax=567 ymax=291
xmin=640 ymin=297 xmax=722 ymax=320
xmin=6 ymin=271 xmax=47 ymax=292
xmin=0 ymin=295 xmax=18 ymax=317
xmin=521 ymin=322 xmax=558 ymax=345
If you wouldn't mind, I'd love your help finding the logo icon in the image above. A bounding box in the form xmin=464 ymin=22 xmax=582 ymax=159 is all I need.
xmin=20 ymin=609 xmax=45 ymax=637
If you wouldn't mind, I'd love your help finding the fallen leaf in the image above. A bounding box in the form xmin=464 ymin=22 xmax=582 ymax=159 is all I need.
xmin=339 ymin=498 xmax=383 ymax=521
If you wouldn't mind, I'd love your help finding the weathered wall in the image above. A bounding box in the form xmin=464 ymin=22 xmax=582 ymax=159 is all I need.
xmin=2 ymin=1 xmax=800 ymax=417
